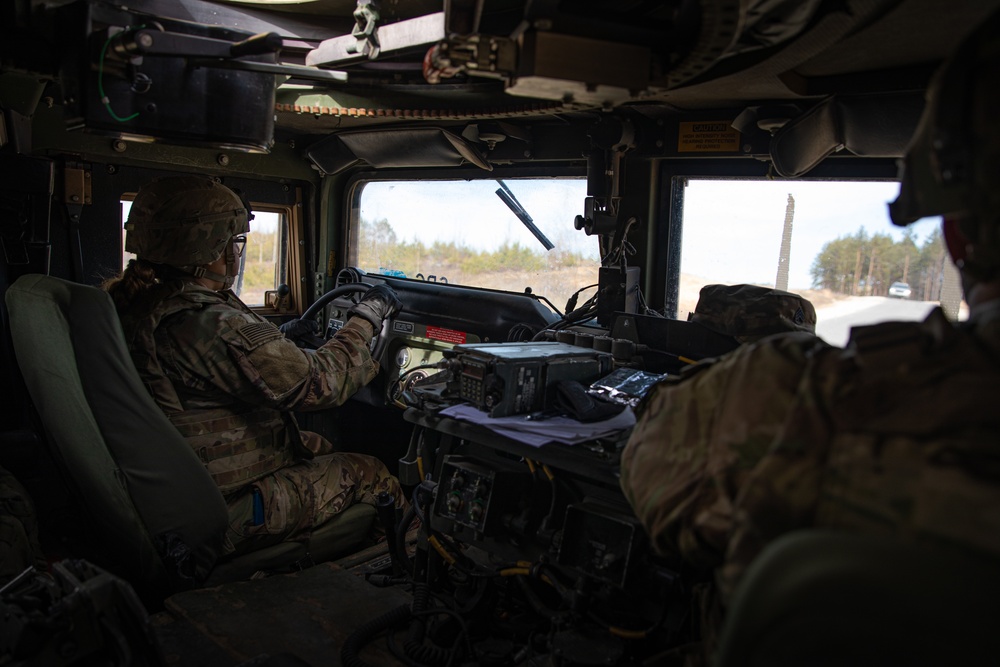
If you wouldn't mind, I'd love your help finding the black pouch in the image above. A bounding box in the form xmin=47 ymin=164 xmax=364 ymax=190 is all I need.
xmin=552 ymin=380 xmax=626 ymax=423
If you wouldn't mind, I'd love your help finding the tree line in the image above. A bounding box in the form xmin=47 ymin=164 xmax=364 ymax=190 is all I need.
xmin=239 ymin=229 xmax=280 ymax=304
xmin=358 ymin=218 xmax=589 ymax=276
xmin=810 ymin=227 xmax=948 ymax=300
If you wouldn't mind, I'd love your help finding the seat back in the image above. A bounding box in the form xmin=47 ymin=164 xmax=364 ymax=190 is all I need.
xmin=0 ymin=154 xmax=52 ymax=467
xmin=5 ymin=274 xmax=228 ymax=588
xmin=715 ymin=529 xmax=1000 ymax=667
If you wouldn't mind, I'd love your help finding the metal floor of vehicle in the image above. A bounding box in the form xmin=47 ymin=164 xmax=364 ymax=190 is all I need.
xmin=153 ymin=538 xmax=417 ymax=666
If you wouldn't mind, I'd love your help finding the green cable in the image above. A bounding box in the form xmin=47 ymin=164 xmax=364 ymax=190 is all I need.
xmin=98 ymin=31 xmax=139 ymax=122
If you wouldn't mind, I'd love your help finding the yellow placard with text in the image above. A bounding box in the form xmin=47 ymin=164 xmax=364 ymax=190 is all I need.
xmin=677 ymin=121 xmax=740 ymax=152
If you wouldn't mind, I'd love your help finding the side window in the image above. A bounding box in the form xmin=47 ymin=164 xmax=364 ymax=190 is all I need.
xmin=121 ymin=198 xmax=136 ymax=268
xmin=352 ymin=178 xmax=597 ymax=312
xmin=119 ymin=199 xmax=289 ymax=307
xmin=237 ymin=209 xmax=288 ymax=306
xmin=678 ymin=179 xmax=963 ymax=346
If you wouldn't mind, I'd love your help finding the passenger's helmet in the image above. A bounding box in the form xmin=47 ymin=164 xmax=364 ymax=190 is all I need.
xmin=690 ymin=284 xmax=816 ymax=344
xmin=890 ymin=11 xmax=1000 ymax=279
xmin=125 ymin=176 xmax=250 ymax=267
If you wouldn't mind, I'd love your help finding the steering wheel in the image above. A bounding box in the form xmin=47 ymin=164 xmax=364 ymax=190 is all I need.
xmin=296 ymin=282 xmax=393 ymax=362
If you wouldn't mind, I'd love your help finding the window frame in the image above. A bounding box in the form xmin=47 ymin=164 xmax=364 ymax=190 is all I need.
xmin=240 ymin=201 xmax=298 ymax=313
xmin=658 ymin=158 xmax=901 ymax=319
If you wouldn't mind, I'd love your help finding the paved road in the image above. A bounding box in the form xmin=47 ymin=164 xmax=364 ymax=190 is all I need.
xmin=815 ymin=297 xmax=940 ymax=347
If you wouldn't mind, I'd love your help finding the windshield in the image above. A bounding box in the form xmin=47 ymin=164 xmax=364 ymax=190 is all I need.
xmin=678 ymin=179 xmax=965 ymax=346
xmin=354 ymin=178 xmax=597 ymax=312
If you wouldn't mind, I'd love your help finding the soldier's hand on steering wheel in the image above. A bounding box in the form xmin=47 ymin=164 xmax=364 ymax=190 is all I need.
xmin=279 ymin=318 xmax=325 ymax=348
xmin=347 ymin=284 xmax=402 ymax=330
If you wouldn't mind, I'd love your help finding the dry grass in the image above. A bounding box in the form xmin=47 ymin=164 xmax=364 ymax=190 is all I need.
xmin=426 ymin=265 xmax=599 ymax=313
xmin=456 ymin=268 xmax=847 ymax=317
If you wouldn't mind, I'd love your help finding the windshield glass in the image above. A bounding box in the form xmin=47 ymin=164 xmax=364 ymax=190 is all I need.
xmin=354 ymin=178 xmax=597 ymax=312
xmin=679 ymin=179 xmax=965 ymax=346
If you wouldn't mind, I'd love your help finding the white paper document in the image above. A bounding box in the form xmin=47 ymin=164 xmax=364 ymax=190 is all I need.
xmin=438 ymin=403 xmax=636 ymax=447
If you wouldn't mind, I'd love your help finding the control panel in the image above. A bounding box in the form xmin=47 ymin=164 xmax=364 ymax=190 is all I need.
xmin=557 ymin=502 xmax=642 ymax=588
xmin=432 ymin=455 xmax=532 ymax=537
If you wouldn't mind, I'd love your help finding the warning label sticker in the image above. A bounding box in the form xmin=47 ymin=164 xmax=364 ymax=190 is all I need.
xmin=393 ymin=321 xmax=415 ymax=334
xmin=677 ymin=121 xmax=740 ymax=153
xmin=426 ymin=326 xmax=467 ymax=345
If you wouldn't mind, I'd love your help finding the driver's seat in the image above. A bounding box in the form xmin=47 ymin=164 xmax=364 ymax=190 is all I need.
xmin=5 ymin=274 xmax=375 ymax=592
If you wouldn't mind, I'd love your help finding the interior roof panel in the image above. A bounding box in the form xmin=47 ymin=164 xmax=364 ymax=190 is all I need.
xmin=637 ymin=0 xmax=992 ymax=111
xmin=794 ymin=0 xmax=1000 ymax=77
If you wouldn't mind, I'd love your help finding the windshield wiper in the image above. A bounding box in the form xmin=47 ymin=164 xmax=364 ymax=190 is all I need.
xmin=495 ymin=180 xmax=554 ymax=251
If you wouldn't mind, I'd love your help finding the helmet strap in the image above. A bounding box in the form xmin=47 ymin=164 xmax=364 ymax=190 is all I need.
xmin=186 ymin=265 xmax=236 ymax=290
xmin=178 ymin=237 xmax=242 ymax=290
xmin=223 ymin=239 xmax=242 ymax=291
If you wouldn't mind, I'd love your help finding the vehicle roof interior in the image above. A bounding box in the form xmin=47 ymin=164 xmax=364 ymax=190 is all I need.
xmin=208 ymin=0 xmax=1000 ymax=131
xmin=10 ymin=0 xmax=998 ymax=148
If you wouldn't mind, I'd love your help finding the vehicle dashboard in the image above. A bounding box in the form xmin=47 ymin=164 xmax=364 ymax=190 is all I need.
xmin=319 ymin=270 xmax=561 ymax=407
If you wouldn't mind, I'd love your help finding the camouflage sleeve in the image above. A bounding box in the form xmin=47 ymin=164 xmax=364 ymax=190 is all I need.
xmin=223 ymin=316 xmax=379 ymax=410
xmin=620 ymin=333 xmax=826 ymax=573
xmin=162 ymin=306 xmax=378 ymax=410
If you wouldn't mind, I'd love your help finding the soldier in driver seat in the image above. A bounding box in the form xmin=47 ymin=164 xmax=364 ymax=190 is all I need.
xmin=103 ymin=175 xmax=406 ymax=557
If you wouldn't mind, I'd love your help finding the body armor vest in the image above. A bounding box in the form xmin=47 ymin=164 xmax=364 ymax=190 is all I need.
xmin=120 ymin=283 xmax=297 ymax=494
xmin=168 ymin=404 xmax=297 ymax=494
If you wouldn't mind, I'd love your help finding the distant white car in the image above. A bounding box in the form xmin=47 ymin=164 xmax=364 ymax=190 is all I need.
xmin=888 ymin=281 xmax=912 ymax=299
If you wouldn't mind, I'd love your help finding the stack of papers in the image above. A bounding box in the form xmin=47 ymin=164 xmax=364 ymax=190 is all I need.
xmin=438 ymin=403 xmax=635 ymax=447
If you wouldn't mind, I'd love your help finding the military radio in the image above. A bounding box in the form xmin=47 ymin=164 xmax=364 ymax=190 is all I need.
xmin=445 ymin=342 xmax=613 ymax=417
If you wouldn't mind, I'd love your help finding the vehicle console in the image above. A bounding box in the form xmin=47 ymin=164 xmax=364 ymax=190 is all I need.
xmin=310 ymin=269 xmax=722 ymax=664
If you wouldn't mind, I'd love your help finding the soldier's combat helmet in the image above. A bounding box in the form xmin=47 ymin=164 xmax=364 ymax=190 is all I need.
xmin=690 ymin=284 xmax=817 ymax=344
xmin=890 ymin=10 xmax=1000 ymax=280
xmin=125 ymin=176 xmax=251 ymax=288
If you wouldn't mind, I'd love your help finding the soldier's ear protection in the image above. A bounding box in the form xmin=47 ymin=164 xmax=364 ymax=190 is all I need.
xmin=891 ymin=11 xmax=1000 ymax=227
xmin=930 ymin=13 xmax=1000 ymax=188
xmin=929 ymin=44 xmax=974 ymax=193
xmin=229 ymin=186 xmax=256 ymax=225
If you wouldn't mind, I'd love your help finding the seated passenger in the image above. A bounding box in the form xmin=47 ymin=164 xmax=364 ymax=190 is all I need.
xmin=620 ymin=15 xmax=1000 ymax=665
xmin=103 ymin=175 xmax=405 ymax=558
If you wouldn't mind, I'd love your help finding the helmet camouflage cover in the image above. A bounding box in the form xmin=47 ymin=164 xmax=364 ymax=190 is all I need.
xmin=124 ymin=176 xmax=250 ymax=267
xmin=889 ymin=10 xmax=1000 ymax=279
xmin=690 ymin=283 xmax=817 ymax=344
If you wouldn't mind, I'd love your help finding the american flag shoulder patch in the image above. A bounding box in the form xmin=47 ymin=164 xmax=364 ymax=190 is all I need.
xmin=234 ymin=321 xmax=283 ymax=351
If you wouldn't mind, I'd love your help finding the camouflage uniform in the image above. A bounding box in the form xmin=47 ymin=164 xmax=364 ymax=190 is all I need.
xmin=119 ymin=282 xmax=403 ymax=555
xmin=620 ymin=305 xmax=1000 ymax=663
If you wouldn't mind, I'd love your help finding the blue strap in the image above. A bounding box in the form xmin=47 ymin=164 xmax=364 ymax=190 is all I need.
xmin=252 ymin=487 xmax=265 ymax=526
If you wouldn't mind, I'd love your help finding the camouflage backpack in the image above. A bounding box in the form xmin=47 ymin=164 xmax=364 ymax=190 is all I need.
xmin=689 ymin=284 xmax=817 ymax=344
